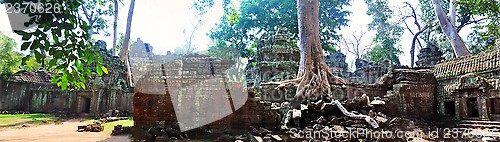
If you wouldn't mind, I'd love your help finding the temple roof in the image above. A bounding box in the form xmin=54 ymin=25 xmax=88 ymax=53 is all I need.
xmin=8 ymin=70 xmax=54 ymax=83
xmin=434 ymin=49 xmax=500 ymax=79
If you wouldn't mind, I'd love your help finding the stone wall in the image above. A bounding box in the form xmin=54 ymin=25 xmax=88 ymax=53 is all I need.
xmin=132 ymin=54 xmax=279 ymax=131
xmin=0 ymin=81 xmax=31 ymax=111
xmin=349 ymin=59 xmax=393 ymax=84
xmin=0 ymin=41 xmax=133 ymax=115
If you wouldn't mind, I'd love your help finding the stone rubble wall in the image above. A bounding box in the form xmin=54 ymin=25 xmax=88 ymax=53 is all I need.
xmin=132 ymin=55 xmax=279 ymax=130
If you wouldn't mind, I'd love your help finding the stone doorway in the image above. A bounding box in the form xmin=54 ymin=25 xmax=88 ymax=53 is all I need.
xmin=490 ymin=98 xmax=500 ymax=120
xmin=467 ymin=98 xmax=480 ymax=118
xmin=82 ymin=97 xmax=91 ymax=113
xmin=444 ymin=101 xmax=455 ymax=117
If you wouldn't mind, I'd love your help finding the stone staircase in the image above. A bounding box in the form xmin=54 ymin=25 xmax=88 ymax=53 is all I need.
xmin=457 ymin=120 xmax=500 ymax=129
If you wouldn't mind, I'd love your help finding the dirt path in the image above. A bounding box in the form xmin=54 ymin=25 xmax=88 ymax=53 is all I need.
xmin=0 ymin=119 xmax=128 ymax=142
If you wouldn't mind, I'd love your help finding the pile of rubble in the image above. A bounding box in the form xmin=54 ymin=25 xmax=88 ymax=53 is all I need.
xmin=276 ymin=96 xmax=422 ymax=141
xmin=77 ymin=117 xmax=129 ymax=132
xmin=98 ymin=109 xmax=131 ymax=118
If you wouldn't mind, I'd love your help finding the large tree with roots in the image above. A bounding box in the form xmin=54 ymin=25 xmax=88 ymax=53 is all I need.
xmin=278 ymin=0 xmax=346 ymax=100
xmin=195 ymin=0 xmax=347 ymax=99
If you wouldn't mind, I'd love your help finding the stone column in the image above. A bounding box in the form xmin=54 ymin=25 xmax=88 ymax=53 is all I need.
xmin=456 ymin=97 xmax=463 ymax=120
xmin=480 ymin=95 xmax=489 ymax=120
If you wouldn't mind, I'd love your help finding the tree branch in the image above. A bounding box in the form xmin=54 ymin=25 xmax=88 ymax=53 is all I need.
xmin=457 ymin=17 xmax=487 ymax=32
xmin=411 ymin=25 xmax=429 ymax=67
xmin=403 ymin=2 xmax=421 ymax=30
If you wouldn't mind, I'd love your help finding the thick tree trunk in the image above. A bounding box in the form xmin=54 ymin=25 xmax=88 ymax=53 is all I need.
xmin=120 ymin=0 xmax=135 ymax=86
xmin=112 ymin=0 xmax=118 ymax=56
xmin=432 ymin=0 xmax=470 ymax=57
xmin=266 ymin=0 xmax=346 ymax=100
xmin=297 ymin=0 xmax=323 ymax=77
xmin=293 ymin=0 xmax=345 ymax=99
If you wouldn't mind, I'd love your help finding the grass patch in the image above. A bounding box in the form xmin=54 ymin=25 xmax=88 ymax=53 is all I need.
xmin=0 ymin=113 xmax=61 ymax=127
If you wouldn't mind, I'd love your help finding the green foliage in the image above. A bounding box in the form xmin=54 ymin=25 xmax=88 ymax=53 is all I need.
xmin=458 ymin=0 xmax=500 ymax=54
xmin=364 ymin=0 xmax=403 ymax=64
xmin=206 ymin=0 xmax=351 ymax=59
xmin=0 ymin=32 xmax=22 ymax=78
xmin=418 ymin=0 xmax=500 ymax=57
xmin=208 ymin=39 xmax=244 ymax=60
xmin=467 ymin=29 xmax=497 ymax=54
xmin=80 ymin=0 xmax=120 ymax=36
xmin=5 ymin=0 xmax=107 ymax=90
xmin=21 ymin=55 xmax=42 ymax=71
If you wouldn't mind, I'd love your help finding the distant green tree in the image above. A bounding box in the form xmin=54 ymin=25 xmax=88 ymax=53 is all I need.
xmin=364 ymin=0 xmax=403 ymax=64
xmin=0 ymin=32 xmax=22 ymax=78
xmin=205 ymin=0 xmax=351 ymax=58
xmin=80 ymin=0 xmax=118 ymax=37
xmin=458 ymin=0 xmax=500 ymax=54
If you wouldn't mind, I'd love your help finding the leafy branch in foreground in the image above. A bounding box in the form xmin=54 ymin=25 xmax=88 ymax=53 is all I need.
xmin=5 ymin=0 xmax=108 ymax=90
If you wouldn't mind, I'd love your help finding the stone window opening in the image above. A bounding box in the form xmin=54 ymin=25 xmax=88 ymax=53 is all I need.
xmin=467 ymin=98 xmax=480 ymax=118
xmin=444 ymin=101 xmax=455 ymax=116
xmin=490 ymin=98 xmax=500 ymax=114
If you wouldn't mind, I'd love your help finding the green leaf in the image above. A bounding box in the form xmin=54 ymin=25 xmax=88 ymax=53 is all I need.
xmin=96 ymin=65 xmax=103 ymax=76
xmin=21 ymin=56 xmax=31 ymax=65
xmin=88 ymin=54 xmax=95 ymax=65
xmin=80 ymin=82 xmax=86 ymax=90
xmin=61 ymin=76 xmax=68 ymax=90
xmin=51 ymin=76 xmax=61 ymax=83
xmin=22 ymin=34 xmax=31 ymax=40
xmin=21 ymin=42 xmax=31 ymax=50
xmin=86 ymin=68 xmax=92 ymax=78
xmin=100 ymin=66 xmax=108 ymax=74
xmin=34 ymin=50 xmax=42 ymax=62
xmin=75 ymin=60 xmax=83 ymax=71
xmin=97 ymin=57 xmax=103 ymax=64
xmin=49 ymin=59 xmax=57 ymax=67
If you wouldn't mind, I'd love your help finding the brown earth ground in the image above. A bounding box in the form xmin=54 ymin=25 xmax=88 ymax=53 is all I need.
xmin=0 ymin=119 xmax=132 ymax=142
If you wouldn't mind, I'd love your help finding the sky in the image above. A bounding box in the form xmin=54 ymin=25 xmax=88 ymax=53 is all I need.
xmin=0 ymin=0 xmax=474 ymax=67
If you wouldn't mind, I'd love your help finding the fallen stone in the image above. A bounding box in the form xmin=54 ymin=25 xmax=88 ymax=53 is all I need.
xmin=263 ymin=134 xmax=272 ymax=142
xmin=54 ymin=120 xmax=63 ymax=125
xmin=132 ymin=127 xmax=153 ymax=142
xmin=375 ymin=116 xmax=388 ymax=123
xmin=154 ymin=136 xmax=169 ymax=142
xmin=252 ymin=136 xmax=264 ymax=142
xmin=165 ymin=128 xmax=183 ymax=139
xmin=271 ymin=135 xmax=282 ymax=141
xmin=77 ymin=123 xmax=103 ymax=132
xmin=259 ymin=127 xmax=271 ymax=135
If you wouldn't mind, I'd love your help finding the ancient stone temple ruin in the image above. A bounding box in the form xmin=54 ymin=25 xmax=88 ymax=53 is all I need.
xmin=128 ymin=29 xmax=500 ymax=141
xmin=416 ymin=44 xmax=445 ymax=67
xmin=129 ymin=40 xmax=279 ymax=134
xmin=245 ymin=30 xmax=300 ymax=101
xmin=325 ymin=50 xmax=350 ymax=77
xmin=434 ymin=49 xmax=500 ymax=121
xmin=0 ymin=41 xmax=133 ymax=115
